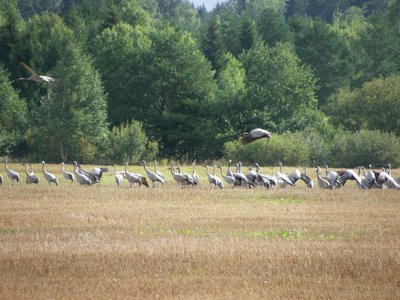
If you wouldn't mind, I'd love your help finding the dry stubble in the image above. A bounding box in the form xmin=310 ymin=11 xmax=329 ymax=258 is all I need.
xmin=0 ymin=164 xmax=400 ymax=299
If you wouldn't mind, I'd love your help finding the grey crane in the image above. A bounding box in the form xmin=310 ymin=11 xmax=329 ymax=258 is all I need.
xmin=41 ymin=161 xmax=58 ymax=185
xmin=142 ymin=160 xmax=164 ymax=187
xmin=169 ymin=164 xmax=195 ymax=186
xmin=73 ymin=162 xmax=92 ymax=185
xmin=78 ymin=165 xmax=98 ymax=184
xmin=77 ymin=165 xmax=108 ymax=184
xmin=286 ymin=167 xmax=313 ymax=188
xmin=324 ymin=165 xmax=342 ymax=187
xmin=316 ymin=166 xmax=333 ymax=189
xmin=254 ymin=163 xmax=275 ymax=188
xmin=192 ymin=161 xmax=200 ymax=185
xmin=61 ymin=162 xmax=74 ymax=183
xmin=4 ymin=160 xmax=20 ymax=184
xmin=15 ymin=55 xmax=55 ymax=84
xmin=124 ymin=163 xmax=149 ymax=188
xmin=245 ymin=166 xmax=259 ymax=186
xmin=240 ymin=128 xmax=271 ymax=145
xmin=378 ymin=169 xmax=400 ymax=189
xmin=153 ymin=159 xmax=166 ymax=182
xmin=232 ymin=162 xmax=254 ymax=188
xmin=204 ymin=165 xmax=223 ymax=188
xmin=218 ymin=165 xmax=235 ymax=187
xmin=176 ymin=163 xmax=197 ymax=185
xmin=357 ymin=166 xmax=376 ymax=189
xmin=212 ymin=165 xmax=224 ymax=189
xmin=336 ymin=169 xmax=365 ymax=188
xmin=23 ymin=163 xmax=39 ymax=184
xmin=226 ymin=159 xmax=234 ymax=177
xmin=113 ymin=165 xmax=124 ymax=188
xmin=276 ymin=162 xmax=294 ymax=187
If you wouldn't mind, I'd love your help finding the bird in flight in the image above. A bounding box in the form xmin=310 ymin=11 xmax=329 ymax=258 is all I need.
xmin=15 ymin=55 xmax=55 ymax=84
xmin=240 ymin=128 xmax=271 ymax=144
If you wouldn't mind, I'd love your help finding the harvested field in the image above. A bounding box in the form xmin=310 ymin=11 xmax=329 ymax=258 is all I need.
xmin=1 ymin=164 xmax=399 ymax=299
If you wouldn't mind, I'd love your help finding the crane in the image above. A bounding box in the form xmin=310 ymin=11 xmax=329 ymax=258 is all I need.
xmin=15 ymin=55 xmax=55 ymax=84
xmin=240 ymin=128 xmax=271 ymax=144
xmin=4 ymin=160 xmax=20 ymax=184
xmin=41 ymin=161 xmax=58 ymax=185
xmin=23 ymin=163 xmax=39 ymax=184
xmin=61 ymin=162 xmax=74 ymax=183
xmin=142 ymin=160 xmax=164 ymax=187
xmin=124 ymin=163 xmax=149 ymax=188
xmin=73 ymin=161 xmax=92 ymax=185
xmin=113 ymin=165 xmax=124 ymax=188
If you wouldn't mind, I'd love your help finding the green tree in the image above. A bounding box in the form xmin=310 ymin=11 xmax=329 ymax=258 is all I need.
xmin=65 ymin=0 xmax=152 ymax=50
xmin=328 ymin=74 xmax=400 ymax=135
xmin=238 ymin=0 xmax=286 ymax=18
xmin=92 ymin=22 xmax=152 ymax=126
xmin=212 ymin=53 xmax=247 ymax=151
xmin=238 ymin=13 xmax=257 ymax=51
xmin=240 ymin=41 xmax=320 ymax=132
xmin=201 ymin=15 xmax=226 ymax=73
xmin=356 ymin=9 xmax=400 ymax=85
xmin=17 ymin=0 xmax=62 ymax=18
xmin=27 ymin=45 xmax=108 ymax=162
xmin=153 ymin=0 xmax=201 ymax=37
xmin=290 ymin=16 xmax=354 ymax=104
xmin=144 ymin=25 xmax=217 ymax=158
xmin=14 ymin=13 xmax=74 ymax=105
xmin=0 ymin=0 xmax=24 ymax=70
xmin=218 ymin=7 xmax=241 ymax=56
xmin=331 ymin=8 xmax=372 ymax=87
xmin=108 ymin=120 xmax=158 ymax=164
xmin=257 ymin=8 xmax=291 ymax=46
xmin=0 ymin=64 xmax=27 ymax=155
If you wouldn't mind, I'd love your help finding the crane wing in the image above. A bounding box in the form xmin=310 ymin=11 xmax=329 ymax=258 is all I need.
xmin=17 ymin=55 xmax=39 ymax=76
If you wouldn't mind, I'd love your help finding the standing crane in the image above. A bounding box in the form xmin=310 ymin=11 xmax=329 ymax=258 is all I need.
xmin=61 ymin=162 xmax=74 ymax=184
xmin=113 ymin=165 xmax=124 ymax=188
xmin=191 ymin=161 xmax=200 ymax=185
xmin=124 ymin=163 xmax=149 ymax=188
xmin=204 ymin=165 xmax=223 ymax=188
xmin=142 ymin=160 xmax=164 ymax=187
xmin=169 ymin=164 xmax=195 ymax=186
xmin=218 ymin=165 xmax=235 ymax=187
xmin=4 ymin=160 xmax=20 ymax=184
xmin=41 ymin=161 xmax=58 ymax=185
xmin=255 ymin=163 xmax=276 ymax=187
xmin=73 ymin=162 xmax=92 ymax=185
xmin=153 ymin=159 xmax=166 ymax=182
xmin=316 ymin=166 xmax=333 ymax=189
xmin=23 ymin=163 xmax=39 ymax=184
xmin=276 ymin=162 xmax=294 ymax=187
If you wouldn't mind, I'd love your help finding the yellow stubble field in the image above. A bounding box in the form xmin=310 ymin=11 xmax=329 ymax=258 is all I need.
xmin=0 ymin=163 xmax=399 ymax=299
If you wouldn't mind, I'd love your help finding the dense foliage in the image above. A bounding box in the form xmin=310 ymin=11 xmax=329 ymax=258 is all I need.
xmin=0 ymin=0 xmax=399 ymax=165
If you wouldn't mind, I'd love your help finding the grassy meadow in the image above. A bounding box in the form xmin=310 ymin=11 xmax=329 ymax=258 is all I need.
xmin=1 ymin=163 xmax=400 ymax=299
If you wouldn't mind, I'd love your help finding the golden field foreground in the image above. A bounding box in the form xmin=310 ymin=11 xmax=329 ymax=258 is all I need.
xmin=1 ymin=164 xmax=400 ymax=299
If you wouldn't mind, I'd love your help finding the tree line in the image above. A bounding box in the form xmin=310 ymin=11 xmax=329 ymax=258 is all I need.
xmin=1 ymin=0 xmax=400 ymax=166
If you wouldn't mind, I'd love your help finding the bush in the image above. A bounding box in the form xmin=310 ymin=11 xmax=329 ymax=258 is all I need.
xmin=223 ymin=129 xmax=400 ymax=167
xmin=224 ymin=132 xmax=310 ymax=166
xmin=108 ymin=120 xmax=158 ymax=164
xmin=331 ymin=130 xmax=400 ymax=167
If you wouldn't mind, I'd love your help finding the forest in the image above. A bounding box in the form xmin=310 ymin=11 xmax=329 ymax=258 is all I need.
xmin=0 ymin=0 xmax=399 ymax=166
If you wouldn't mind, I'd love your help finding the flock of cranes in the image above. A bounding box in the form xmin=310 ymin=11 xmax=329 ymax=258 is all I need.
xmin=9 ymin=53 xmax=399 ymax=191
xmin=2 ymin=160 xmax=399 ymax=191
